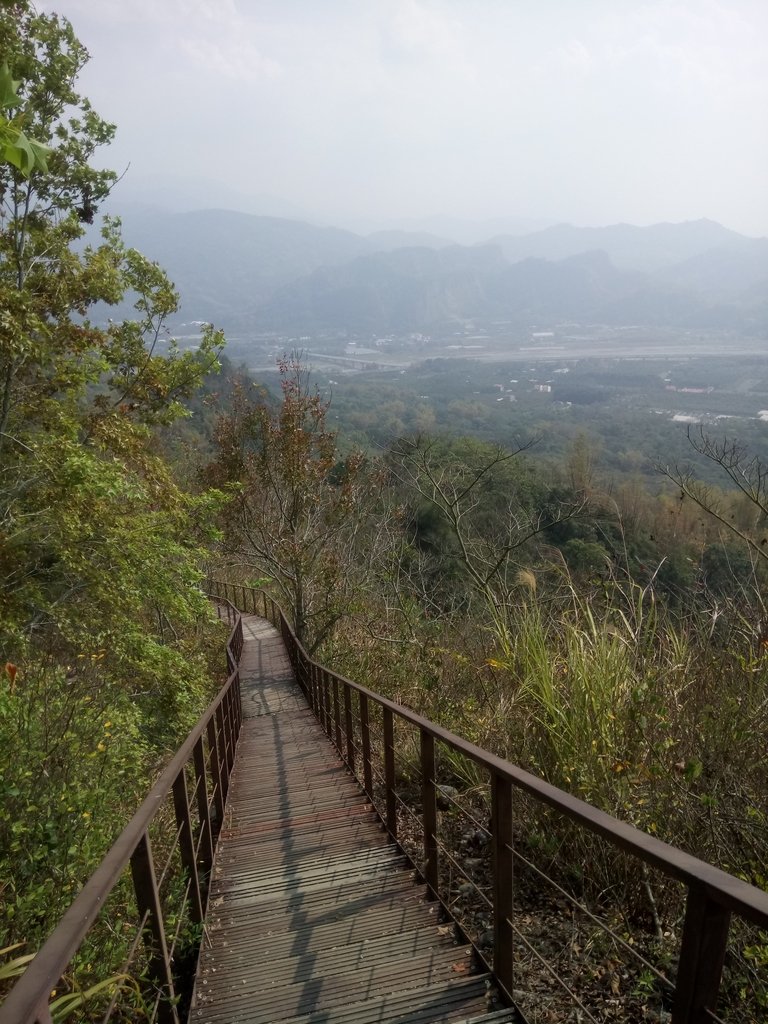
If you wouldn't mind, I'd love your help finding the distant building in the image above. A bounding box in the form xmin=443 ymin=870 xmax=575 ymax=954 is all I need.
xmin=665 ymin=385 xmax=713 ymax=394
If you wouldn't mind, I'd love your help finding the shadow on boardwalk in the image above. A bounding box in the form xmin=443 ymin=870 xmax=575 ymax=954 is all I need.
xmin=191 ymin=614 xmax=515 ymax=1024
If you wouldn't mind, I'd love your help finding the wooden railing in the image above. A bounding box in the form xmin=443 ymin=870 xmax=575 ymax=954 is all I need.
xmin=0 ymin=599 xmax=244 ymax=1024
xmin=5 ymin=582 xmax=768 ymax=1023
xmin=209 ymin=579 xmax=768 ymax=1024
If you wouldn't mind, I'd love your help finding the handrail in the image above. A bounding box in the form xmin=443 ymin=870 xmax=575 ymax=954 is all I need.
xmin=0 ymin=598 xmax=244 ymax=1024
xmin=208 ymin=579 xmax=768 ymax=1024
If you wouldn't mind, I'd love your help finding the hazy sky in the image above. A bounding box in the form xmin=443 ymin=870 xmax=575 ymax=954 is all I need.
xmin=42 ymin=1 xmax=768 ymax=235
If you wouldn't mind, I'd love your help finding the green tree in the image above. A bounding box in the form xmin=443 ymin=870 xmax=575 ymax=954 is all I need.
xmin=0 ymin=2 xmax=225 ymax=951
xmin=0 ymin=2 xmax=223 ymax=636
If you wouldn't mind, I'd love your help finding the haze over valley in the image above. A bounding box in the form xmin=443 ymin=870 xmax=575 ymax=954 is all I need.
xmin=62 ymin=0 xmax=767 ymax=427
xmin=6 ymin=5 xmax=768 ymax=1020
xmin=107 ymin=209 xmax=768 ymax=340
xmin=97 ymin=201 xmax=768 ymax=470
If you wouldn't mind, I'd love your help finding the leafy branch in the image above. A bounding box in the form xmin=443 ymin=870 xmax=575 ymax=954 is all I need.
xmin=0 ymin=62 xmax=50 ymax=176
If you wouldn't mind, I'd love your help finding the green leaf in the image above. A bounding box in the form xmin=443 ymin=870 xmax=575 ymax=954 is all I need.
xmin=0 ymin=113 xmax=51 ymax=174
xmin=0 ymin=62 xmax=22 ymax=110
xmin=684 ymin=758 xmax=703 ymax=782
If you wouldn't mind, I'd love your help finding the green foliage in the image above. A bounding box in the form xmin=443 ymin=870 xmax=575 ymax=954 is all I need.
xmin=0 ymin=3 xmax=765 ymax=1014
xmin=325 ymin=421 xmax=768 ymax=974
xmin=0 ymin=0 xmax=226 ymax=963
xmin=0 ymin=662 xmax=142 ymax=930
xmin=490 ymin=571 xmax=676 ymax=810
xmin=0 ymin=62 xmax=50 ymax=175
xmin=0 ymin=4 xmax=115 ymax=214
xmin=1 ymin=943 xmax=136 ymax=1021
xmin=742 ymin=933 xmax=768 ymax=1009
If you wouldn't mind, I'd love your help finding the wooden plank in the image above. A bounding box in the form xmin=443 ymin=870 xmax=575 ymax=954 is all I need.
xmin=191 ymin=613 xmax=506 ymax=1024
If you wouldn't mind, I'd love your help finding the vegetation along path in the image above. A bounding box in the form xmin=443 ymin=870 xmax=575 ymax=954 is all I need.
xmin=191 ymin=613 xmax=514 ymax=1024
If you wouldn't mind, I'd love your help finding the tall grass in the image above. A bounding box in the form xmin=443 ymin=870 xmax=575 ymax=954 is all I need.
xmin=330 ymin=563 xmax=767 ymax=883
xmin=323 ymin=556 xmax=768 ymax=1012
xmin=495 ymin=574 xmax=671 ymax=806
xmin=468 ymin=566 xmax=767 ymax=891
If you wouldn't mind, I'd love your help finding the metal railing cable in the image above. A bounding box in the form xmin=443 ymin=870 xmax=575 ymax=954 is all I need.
xmin=508 ymin=840 xmax=675 ymax=993
xmin=0 ymin=599 xmax=245 ymax=1024
xmin=509 ymin=920 xmax=602 ymax=1024
xmin=208 ymin=579 xmax=768 ymax=1024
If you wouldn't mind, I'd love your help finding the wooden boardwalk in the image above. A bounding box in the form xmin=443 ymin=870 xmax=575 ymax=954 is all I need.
xmin=191 ymin=614 xmax=516 ymax=1024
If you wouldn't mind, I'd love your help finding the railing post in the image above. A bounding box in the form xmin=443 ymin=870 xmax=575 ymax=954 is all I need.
xmin=172 ymin=771 xmax=204 ymax=925
xmin=672 ymin=887 xmax=731 ymax=1024
xmin=333 ymin=677 xmax=342 ymax=752
xmin=224 ymin=700 xmax=236 ymax=778
xmin=323 ymin=670 xmax=332 ymax=738
xmin=236 ymin=672 xmax=243 ymax=736
xmin=360 ymin=693 xmax=373 ymax=798
xmin=492 ymin=772 xmax=514 ymax=1003
xmin=130 ymin=832 xmax=180 ymax=1024
xmin=344 ymin=685 xmax=355 ymax=771
xmin=298 ymin=653 xmax=308 ymax=700
xmin=305 ymin=660 xmax=313 ymax=713
xmin=226 ymin=684 xmax=238 ymax=769
xmin=226 ymin=685 xmax=237 ymax=766
xmin=316 ymin=666 xmax=324 ymax=728
xmin=207 ymin=716 xmax=225 ymax=834
xmin=309 ymin=662 xmax=318 ymax=715
xmin=219 ymin=692 xmax=234 ymax=786
xmin=383 ymin=707 xmax=397 ymax=840
xmin=192 ymin=736 xmax=214 ymax=880
xmin=420 ymin=729 xmax=438 ymax=898
xmin=315 ymin=664 xmax=322 ymax=717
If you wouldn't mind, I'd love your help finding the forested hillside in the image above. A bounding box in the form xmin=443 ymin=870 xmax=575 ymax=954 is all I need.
xmin=209 ymin=359 xmax=768 ymax=1014
xmin=0 ymin=3 xmax=227 ymax=973
xmin=1 ymin=3 xmax=767 ymax=1018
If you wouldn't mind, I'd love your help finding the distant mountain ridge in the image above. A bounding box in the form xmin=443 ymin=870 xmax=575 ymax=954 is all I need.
xmin=103 ymin=208 xmax=767 ymax=333
xmin=258 ymin=244 xmax=759 ymax=332
xmin=107 ymin=207 xmax=368 ymax=322
xmin=487 ymin=219 xmax=748 ymax=271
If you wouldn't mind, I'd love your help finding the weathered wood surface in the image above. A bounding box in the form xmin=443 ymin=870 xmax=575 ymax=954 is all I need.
xmin=191 ymin=614 xmax=514 ymax=1024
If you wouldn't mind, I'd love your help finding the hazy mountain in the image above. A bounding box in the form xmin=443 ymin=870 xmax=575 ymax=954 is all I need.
xmin=488 ymin=219 xmax=749 ymax=272
xmin=365 ymin=229 xmax=453 ymax=251
xmin=88 ymin=207 xmax=766 ymax=333
xmin=395 ymin=214 xmax=555 ymax=246
xmin=657 ymin=237 xmax=768 ymax=297
xmin=257 ymin=244 xmax=751 ymax=332
xmin=106 ymin=208 xmax=370 ymax=324
xmin=98 ymin=210 xmax=457 ymax=325
xmin=257 ymin=245 xmax=504 ymax=331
